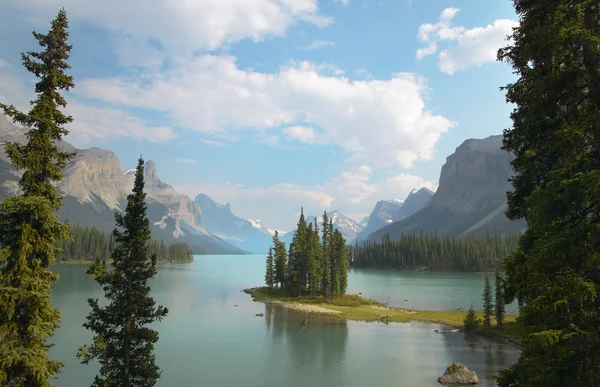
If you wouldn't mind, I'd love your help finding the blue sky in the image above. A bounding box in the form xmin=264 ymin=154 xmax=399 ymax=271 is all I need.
xmin=0 ymin=0 xmax=518 ymax=232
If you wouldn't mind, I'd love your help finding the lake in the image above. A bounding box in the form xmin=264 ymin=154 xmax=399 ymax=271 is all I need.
xmin=49 ymin=255 xmax=520 ymax=387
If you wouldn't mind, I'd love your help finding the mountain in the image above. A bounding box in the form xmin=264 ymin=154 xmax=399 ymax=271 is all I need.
xmin=355 ymin=199 xmax=404 ymax=242
xmin=392 ymin=188 xmax=434 ymax=222
xmin=368 ymin=135 xmax=526 ymax=242
xmin=281 ymin=210 xmax=363 ymax=245
xmin=0 ymin=116 xmax=247 ymax=255
xmin=358 ymin=216 xmax=369 ymax=228
xmin=193 ymin=193 xmax=274 ymax=253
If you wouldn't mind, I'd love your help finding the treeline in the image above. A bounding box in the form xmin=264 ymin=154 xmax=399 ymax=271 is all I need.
xmin=55 ymin=224 xmax=193 ymax=263
xmin=265 ymin=209 xmax=349 ymax=298
xmin=349 ymin=231 xmax=519 ymax=271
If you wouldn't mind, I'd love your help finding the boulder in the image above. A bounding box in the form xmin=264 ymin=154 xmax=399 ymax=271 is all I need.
xmin=437 ymin=362 xmax=479 ymax=385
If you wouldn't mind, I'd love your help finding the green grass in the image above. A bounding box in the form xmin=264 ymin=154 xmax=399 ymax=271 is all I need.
xmin=245 ymin=287 xmax=523 ymax=344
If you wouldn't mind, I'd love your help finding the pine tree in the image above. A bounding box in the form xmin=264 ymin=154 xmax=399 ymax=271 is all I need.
xmin=307 ymin=220 xmax=322 ymax=297
xmin=0 ymin=9 xmax=74 ymax=386
xmin=272 ymin=231 xmax=287 ymax=288
xmin=265 ymin=247 xmax=275 ymax=291
xmin=463 ymin=306 xmax=481 ymax=332
xmin=287 ymin=208 xmax=309 ymax=295
xmin=496 ymin=1 xmax=600 ymax=385
xmin=482 ymin=274 xmax=493 ymax=328
xmin=320 ymin=211 xmax=332 ymax=299
xmin=328 ymin=219 xmax=340 ymax=297
xmin=77 ymin=157 xmax=169 ymax=387
xmin=494 ymin=267 xmax=505 ymax=328
xmin=332 ymin=229 xmax=349 ymax=296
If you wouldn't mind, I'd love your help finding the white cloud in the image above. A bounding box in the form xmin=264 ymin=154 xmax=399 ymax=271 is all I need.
xmin=174 ymin=158 xmax=198 ymax=164
xmin=334 ymin=0 xmax=350 ymax=5
xmin=8 ymin=0 xmax=332 ymax=66
xmin=284 ymin=125 xmax=319 ymax=143
xmin=354 ymin=67 xmax=373 ymax=80
xmin=175 ymin=165 xmax=437 ymax=231
xmin=304 ymin=40 xmax=336 ymax=50
xmin=65 ymin=103 xmax=177 ymax=147
xmin=76 ymin=55 xmax=455 ymax=169
xmin=416 ymin=8 xmax=517 ymax=74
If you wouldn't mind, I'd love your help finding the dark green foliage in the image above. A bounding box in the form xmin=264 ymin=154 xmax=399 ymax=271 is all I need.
xmin=272 ymin=231 xmax=287 ymax=287
xmin=78 ymin=158 xmax=168 ymax=387
xmin=320 ymin=211 xmax=332 ymax=299
xmin=54 ymin=223 xmax=193 ymax=262
xmin=265 ymin=248 xmax=275 ymax=289
xmin=482 ymin=274 xmax=493 ymax=328
xmin=349 ymin=231 xmax=519 ymax=271
xmin=463 ymin=306 xmax=481 ymax=332
xmin=267 ymin=210 xmax=349 ymax=299
xmin=496 ymin=1 xmax=600 ymax=386
xmin=0 ymin=9 xmax=74 ymax=386
xmin=494 ymin=267 xmax=505 ymax=328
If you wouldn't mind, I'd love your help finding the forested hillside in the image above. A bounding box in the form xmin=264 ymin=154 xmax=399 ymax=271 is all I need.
xmin=55 ymin=224 xmax=193 ymax=262
xmin=349 ymin=231 xmax=519 ymax=272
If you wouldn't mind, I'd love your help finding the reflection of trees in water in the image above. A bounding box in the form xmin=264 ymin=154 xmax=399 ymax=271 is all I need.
xmin=444 ymin=332 xmax=518 ymax=387
xmin=264 ymin=304 xmax=349 ymax=387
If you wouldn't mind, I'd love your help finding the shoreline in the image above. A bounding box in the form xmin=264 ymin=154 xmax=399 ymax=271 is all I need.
xmin=244 ymin=287 xmax=523 ymax=349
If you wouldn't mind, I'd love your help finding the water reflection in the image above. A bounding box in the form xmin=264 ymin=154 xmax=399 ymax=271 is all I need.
xmin=265 ymin=304 xmax=349 ymax=387
xmin=442 ymin=332 xmax=521 ymax=387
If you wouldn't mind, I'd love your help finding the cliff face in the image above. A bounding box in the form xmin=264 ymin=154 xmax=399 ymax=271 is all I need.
xmin=368 ymin=135 xmax=526 ymax=241
xmin=0 ymin=116 xmax=246 ymax=255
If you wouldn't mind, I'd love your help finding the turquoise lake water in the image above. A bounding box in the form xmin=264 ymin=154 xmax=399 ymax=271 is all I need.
xmin=49 ymin=255 xmax=520 ymax=386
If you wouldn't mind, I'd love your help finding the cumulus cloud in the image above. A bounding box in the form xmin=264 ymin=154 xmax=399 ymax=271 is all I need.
xmin=76 ymin=55 xmax=455 ymax=169
xmin=7 ymin=0 xmax=332 ymax=66
xmin=174 ymin=165 xmax=437 ymax=231
xmin=416 ymin=7 xmax=517 ymax=74
xmin=283 ymin=125 xmax=319 ymax=143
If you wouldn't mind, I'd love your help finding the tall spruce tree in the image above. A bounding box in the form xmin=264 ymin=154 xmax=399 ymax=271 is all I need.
xmin=77 ymin=157 xmax=169 ymax=387
xmin=287 ymin=209 xmax=309 ymax=295
xmin=328 ymin=219 xmax=340 ymax=297
xmin=272 ymin=231 xmax=287 ymax=288
xmin=334 ymin=229 xmax=349 ymax=295
xmin=307 ymin=220 xmax=322 ymax=297
xmin=494 ymin=267 xmax=505 ymax=328
xmin=265 ymin=248 xmax=275 ymax=291
xmin=0 ymin=9 xmax=74 ymax=386
xmin=497 ymin=1 xmax=600 ymax=385
xmin=321 ymin=211 xmax=332 ymax=299
xmin=482 ymin=274 xmax=493 ymax=328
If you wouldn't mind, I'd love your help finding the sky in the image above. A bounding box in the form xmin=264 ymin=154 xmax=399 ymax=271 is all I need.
xmin=0 ymin=0 xmax=518 ymax=233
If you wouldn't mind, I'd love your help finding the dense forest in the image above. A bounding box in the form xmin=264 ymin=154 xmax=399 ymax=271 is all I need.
xmin=55 ymin=224 xmax=193 ymax=263
xmin=266 ymin=209 xmax=349 ymax=298
xmin=349 ymin=231 xmax=519 ymax=271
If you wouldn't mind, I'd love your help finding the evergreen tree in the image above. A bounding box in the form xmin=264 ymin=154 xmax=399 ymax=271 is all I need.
xmin=328 ymin=219 xmax=340 ymax=297
xmin=332 ymin=229 xmax=349 ymax=296
xmin=497 ymin=1 xmax=600 ymax=385
xmin=0 ymin=9 xmax=74 ymax=386
xmin=287 ymin=208 xmax=309 ymax=295
xmin=320 ymin=211 xmax=332 ymax=299
xmin=265 ymin=248 xmax=275 ymax=290
xmin=307 ymin=220 xmax=322 ymax=297
xmin=272 ymin=231 xmax=287 ymax=288
xmin=494 ymin=267 xmax=505 ymax=328
xmin=463 ymin=306 xmax=481 ymax=332
xmin=482 ymin=274 xmax=493 ymax=328
xmin=77 ymin=157 xmax=169 ymax=387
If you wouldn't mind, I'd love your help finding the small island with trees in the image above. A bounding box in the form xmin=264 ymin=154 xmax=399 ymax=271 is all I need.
xmin=245 ymin=210 xmax=523 ymax=344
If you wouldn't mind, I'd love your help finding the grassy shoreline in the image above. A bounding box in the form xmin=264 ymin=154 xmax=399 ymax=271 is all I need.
xmin=244 ymin=287 xmax=523 ymax=347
